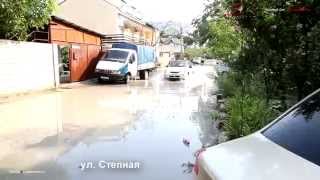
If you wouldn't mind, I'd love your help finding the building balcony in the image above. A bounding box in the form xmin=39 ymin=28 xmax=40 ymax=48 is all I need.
xmin=102 ymin=34 xmax=155 ymax=50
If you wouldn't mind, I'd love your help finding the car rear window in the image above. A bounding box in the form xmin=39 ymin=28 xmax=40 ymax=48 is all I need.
xmin=169 ymin=61 xmax=186 ymax=67
xmin=263 ymin=91 xmax=320 ymax=167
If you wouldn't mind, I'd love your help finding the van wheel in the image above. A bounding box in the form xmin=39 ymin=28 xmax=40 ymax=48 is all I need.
xmin=139 ymin=70 xmax=149 ymax=80
xmin=139 ymin=70 xmax=145 ymax=80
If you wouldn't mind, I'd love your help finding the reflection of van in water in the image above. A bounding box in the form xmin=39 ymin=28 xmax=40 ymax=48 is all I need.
xmin=95 ymin=43 xmax=157 ymax=84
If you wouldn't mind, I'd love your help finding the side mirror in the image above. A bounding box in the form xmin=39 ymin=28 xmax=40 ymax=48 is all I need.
xmin=129 ymin=59 xmax=133 ymax=64
xmin=189 ymin=65 xmax=193 ymax=68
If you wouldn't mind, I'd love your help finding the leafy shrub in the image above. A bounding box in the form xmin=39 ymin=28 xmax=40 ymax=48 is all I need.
xmin=211 ymin=111 xmax=220 ymax=121
xmin=217 ymin=72 xmax=239 ymax=97
xmin=218 ymin=71 xmax=267 ymax=98
xmin=225 ymin=93 xmax=274 ymax=139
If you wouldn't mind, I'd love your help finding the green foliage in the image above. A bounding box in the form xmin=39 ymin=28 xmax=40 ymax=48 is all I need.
xmin=206 ymin=19 xmax=242 ymax=61
xmin=194 ymin=0 xmax=320 ymax=140
xmin=184 ymin=48 xmax=206 ymax=59
xmin=217 ymin=70 xmax=275 ymax=139
xmin=225 ymin=93 xmax=274 ymax=139
xmin=226 ymin=0 xmax=320 ymax=100
xmin=217 ymin=72 xmax=239 ymax=97
xmin=59 ymin=46 xmax=69 ymax=64
xmin=183 ymin=35 xmax=195 ymax=46
xmin=0 ymin=0 xmax=56 ymax=40
xmin=195 ymin=0 xmax=320 ymax=108
xmin=194 ymin=0 xmax=320 ymax=139
xmin=193 ymin=1 xmax=242 ymax=61
xmin=211 ymin=111 xmax=221 ymax=121
xmin=192 ymin=0 xmax=225 ymax=45
xmin=218 ymin=71 xmax=266 ymax=98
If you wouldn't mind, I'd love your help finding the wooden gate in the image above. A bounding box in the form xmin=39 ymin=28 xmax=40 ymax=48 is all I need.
xmin=49 ymin=18 xmax=103 ymax=83
xmin=70 ymin=44 xmax=101 ymax=82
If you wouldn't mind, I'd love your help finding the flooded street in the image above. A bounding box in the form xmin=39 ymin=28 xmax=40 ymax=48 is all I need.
xmin=0 ymin=65 xmax=219 ymax=180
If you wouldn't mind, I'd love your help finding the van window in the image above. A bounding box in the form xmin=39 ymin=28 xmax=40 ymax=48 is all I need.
xmin=104 ymin=50 xmax=129 ymax=63
xmin=129 ymin=54 xmax=136 ymax=64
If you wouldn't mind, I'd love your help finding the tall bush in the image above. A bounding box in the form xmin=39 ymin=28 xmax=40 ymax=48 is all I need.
xmin=217 ymin=71 xmax=266 ymax=99
xmin=0 ymin=0 xmax=56 ymax=40
xmin=225 ymin=93 xmax=274 ymax=139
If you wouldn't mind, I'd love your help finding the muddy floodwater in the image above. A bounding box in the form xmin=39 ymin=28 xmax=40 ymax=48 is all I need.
xmin=0 ymin=66 xmax=219 ymax=180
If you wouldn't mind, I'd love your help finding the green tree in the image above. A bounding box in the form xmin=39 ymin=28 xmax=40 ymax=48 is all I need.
xmin=183 ymin=35 xmax=195 ymax=47
xmin=193 ymin=1 xmax=242 ymax=61
xmin=226 ymin=0 xmax=320 ymax=101
xmin=196 ymin=0 xmax=320 ymax=102
xmin=195 ymin=0 xmax=320 ymax=138
xmin=206 ymin=19 xmax=242 ymax=61
xmin=192 ymin=0 xmax=224 ymax=45
xmin=184 ymin=48 xmax=206 ymax=59
xmin=0 ymin=0 xmax=56 ymax=40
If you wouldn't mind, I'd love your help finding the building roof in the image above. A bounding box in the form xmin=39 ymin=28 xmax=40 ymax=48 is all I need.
xmin=51 ymin=16 xmax=106 ymax=37
xmin=101 ymin=0 xmax=157 ymax=30
xmin=146 ymin=23 xmax=157 ymax=30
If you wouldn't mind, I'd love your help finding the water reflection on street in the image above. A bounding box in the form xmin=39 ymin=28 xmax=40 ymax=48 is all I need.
xmin=0 ymin=66 xmax=218 ymax=180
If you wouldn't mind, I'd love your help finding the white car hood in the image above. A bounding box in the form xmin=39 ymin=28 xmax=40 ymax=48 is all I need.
xmin=200 ymin=133 xmax=320 ymax=180
xmin=96 ymin=60 xmax=125 ymax=71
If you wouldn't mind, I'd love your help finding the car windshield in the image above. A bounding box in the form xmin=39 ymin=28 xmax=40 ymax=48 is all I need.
xmin=168 ymin=61 xmax=186 ymax=67
xmin=263 ymin=91 xmax=320 ymax=166
xmin=103 ymin=50 xmax=129 ymax=63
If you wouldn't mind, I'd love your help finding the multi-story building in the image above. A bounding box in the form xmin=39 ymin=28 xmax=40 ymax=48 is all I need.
xmin=56 ymin=0 xmax=159 ymax=49
xmin=30 ymin=0 xmax=159 ymax=82
xmin=157 ymin=37 xmax=184 ymax=67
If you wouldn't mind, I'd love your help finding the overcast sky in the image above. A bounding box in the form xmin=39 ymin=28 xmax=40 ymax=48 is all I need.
xmin=128 ymin=0 xmax=205 ymax=24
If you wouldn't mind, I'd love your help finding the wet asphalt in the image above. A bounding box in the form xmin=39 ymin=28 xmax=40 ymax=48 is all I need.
xmin=0 ymin=65 xmax=219 ymax=180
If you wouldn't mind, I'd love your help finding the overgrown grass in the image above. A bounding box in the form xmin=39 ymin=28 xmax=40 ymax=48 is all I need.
xmin=217 ymin=72 xmax=239 ymax=97
xmin=225 ymin=93 xmax=274 ymax=139
xmin=217 ymin=71 xmax=266 ymax=98
xmin=217 ymin=71 xmax=276 ymax=139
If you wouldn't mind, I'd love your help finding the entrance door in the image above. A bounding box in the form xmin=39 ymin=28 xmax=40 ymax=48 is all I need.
xmin=58 ymin=45 xmax=71 ymax=83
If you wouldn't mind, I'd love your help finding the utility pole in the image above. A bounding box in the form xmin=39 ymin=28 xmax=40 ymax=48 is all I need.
xmin=180 ymin=25 xmax=184 ymax=58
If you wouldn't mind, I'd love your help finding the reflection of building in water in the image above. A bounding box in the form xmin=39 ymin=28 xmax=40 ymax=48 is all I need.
xmin=0 ymin=93 xmax=65 ymax=170
xmin=180 ymin=96 xmax=200 ymax=112
xmin=79 ymin=124 xmax=133 ymax=146
xmin=0 ymin=87 xmax=137 ymax=174
xmin=194 ymin=96 xmax=220 ymax=147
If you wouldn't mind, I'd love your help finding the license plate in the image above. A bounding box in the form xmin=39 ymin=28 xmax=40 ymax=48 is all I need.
xmin=101 ymin=76 xmax=109 ymax=80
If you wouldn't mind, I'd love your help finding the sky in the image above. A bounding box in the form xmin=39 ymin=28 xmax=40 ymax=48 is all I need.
xmin=128 ymin=0 xmax=205 ymax=24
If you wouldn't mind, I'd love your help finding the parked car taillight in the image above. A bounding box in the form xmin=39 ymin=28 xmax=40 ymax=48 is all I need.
xmin=194 ymin=148 xmax=206 ymax=175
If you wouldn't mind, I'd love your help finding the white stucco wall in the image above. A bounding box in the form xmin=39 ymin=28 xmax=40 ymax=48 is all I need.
xmin=0 ymin=40 xmax=59 ymax=96
xmin=56 ymin=0 xmax=121 ymax=35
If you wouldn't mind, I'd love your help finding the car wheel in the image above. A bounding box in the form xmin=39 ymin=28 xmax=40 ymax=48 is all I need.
xmin=124 ymin=74 xmax=131 ymax=84
xmin=98 ymin=77 xmax=103 ymax=84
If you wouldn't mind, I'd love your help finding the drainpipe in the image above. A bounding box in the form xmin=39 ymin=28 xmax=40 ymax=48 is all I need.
xmin=51 ymin=44 xmax=58 ymax=88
